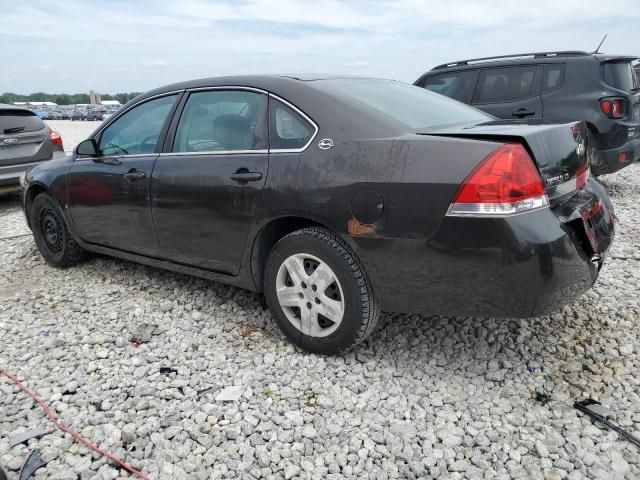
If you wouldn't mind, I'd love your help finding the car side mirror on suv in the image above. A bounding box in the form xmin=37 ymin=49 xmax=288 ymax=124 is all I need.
xmin=75 ymin=139 xmax=100 ymax=157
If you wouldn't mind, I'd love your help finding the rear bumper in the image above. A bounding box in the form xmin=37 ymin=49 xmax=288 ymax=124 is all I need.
xmin=357 ymin=178 xmax=614 ymax=318
xmin=0 ymin=151 xmax=65 ymax=187
xmin=596 ymin=137 xmax=640 ymax=174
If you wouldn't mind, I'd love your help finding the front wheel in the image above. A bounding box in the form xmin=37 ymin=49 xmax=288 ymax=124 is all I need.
xmin=31 ymin=193 xmax=89 ymax=268
xmin=264 ymin=227 xmax=380 ymax=354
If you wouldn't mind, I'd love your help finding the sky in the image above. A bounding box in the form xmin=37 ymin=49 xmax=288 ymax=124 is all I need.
xmin=1 ymin=0 xmax=639 ymax=94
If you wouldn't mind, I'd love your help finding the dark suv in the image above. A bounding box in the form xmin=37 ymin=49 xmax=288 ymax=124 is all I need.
xmin=0 ymin=105 xmax=64 ymax=193
xmin=415 ymin=51 xmax=640 ymax=175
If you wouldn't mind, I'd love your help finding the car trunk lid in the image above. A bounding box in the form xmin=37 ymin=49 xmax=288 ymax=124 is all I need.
xmin=419 ymin=120 xmax=614 ymax=258
xmin=419 ymin=120 xmax=590 ymax=203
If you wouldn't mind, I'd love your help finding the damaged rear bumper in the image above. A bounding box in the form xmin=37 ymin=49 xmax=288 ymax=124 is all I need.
xmin=356 ymin=177 xmax=615 ymax=318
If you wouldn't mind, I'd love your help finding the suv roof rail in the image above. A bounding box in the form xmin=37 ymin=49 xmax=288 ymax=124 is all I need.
xmin=432 ymin=51 xmax=591 ymax=70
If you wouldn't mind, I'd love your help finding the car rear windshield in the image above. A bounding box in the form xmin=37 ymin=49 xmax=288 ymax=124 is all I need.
xmin=603 ymin=61 xmax=640 ymax=92
xmin=312 ymin=78 xmax=493 ymax=130
xmin=0 ymin=109 xmax=45 ymax=134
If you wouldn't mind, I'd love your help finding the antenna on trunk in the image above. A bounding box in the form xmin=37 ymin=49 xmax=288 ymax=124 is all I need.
xmin=593 ymin=34 xmax=607 ymax=54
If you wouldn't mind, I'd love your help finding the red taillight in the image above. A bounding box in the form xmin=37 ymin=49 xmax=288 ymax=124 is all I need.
xmin=600 ymin=98 xmax=625 ymax=119
xmin=447 ymin=143 xmax=549 ymax=216
xmin=50 ymin=129 xmax=63 ymax=147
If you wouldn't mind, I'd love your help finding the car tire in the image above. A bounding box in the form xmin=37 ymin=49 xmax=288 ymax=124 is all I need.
xmin=31 ymin=193 xmax=89 ymax=268
xmin=264 ymin=227 xmax=380 ymax=354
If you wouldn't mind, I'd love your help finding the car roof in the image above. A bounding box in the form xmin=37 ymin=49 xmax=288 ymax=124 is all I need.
xmin=0 ymin=104 xmax=35 ymax=113
xmin=423 ymin=51 xmax=639 ymax=76
xmin=135 ymin=74 xmax=387 ymax=101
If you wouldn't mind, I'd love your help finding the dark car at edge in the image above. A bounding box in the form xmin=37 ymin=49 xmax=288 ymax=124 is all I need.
xmin=415 ymin=51 xmax=640 ymax=176
xmin=0 ymin=104 xmax=64 ymax=194
xmin=21 ymin=75 xmax=615 ymax=353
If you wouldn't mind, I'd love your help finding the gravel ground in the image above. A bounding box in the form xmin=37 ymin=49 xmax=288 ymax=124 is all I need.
xmin=1 ymin=121 xmax=640 ymax=479
xmin=45 ymin=120 xmax=101 ymax=154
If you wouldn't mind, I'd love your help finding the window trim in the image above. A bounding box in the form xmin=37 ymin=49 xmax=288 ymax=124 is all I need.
xmin=471 ymin=65 xmax=541 ymax=105
xmin=158 ymin=86 xmax=318 ymax=156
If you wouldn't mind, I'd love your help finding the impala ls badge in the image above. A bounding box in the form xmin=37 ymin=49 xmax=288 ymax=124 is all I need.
xmin=318 ymin=138 xmax=334 ymax=150
xmin=3 ymin=138 xmax=18 ymax=144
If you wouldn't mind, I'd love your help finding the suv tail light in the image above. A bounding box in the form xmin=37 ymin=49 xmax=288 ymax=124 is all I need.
xmin=600 ymin=97 xmax=626 ymax=119
xmin=447 ymin=143 xmax=549 ymax=216
xmin=49 ymin=129 xmax=63 ymax=147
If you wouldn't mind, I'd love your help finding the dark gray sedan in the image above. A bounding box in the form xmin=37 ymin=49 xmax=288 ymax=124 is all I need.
xmin=0 ymin=104 xmax=64 ymax=194
xmin=21 ymin=75 xmax=615 ymax=353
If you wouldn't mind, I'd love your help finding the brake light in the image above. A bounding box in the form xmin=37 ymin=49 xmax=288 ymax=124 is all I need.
xmin=49 ymin=129 xmax=63 ymax=147
xmin=447 ymin=143 xmax=549 ymax=216
xmin=600 ymin=98 xmax=625 ymax=119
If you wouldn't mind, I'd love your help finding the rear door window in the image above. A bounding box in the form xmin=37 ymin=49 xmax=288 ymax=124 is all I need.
xmin=603 ymin=61 xmax=639 ymax=92
xmin=0 ymin=109 xmax=45 ymax=134
xmin=474 ymin=66 xmax=539 ymax=104
xmin=421 ymin=71 xmax=478 ymax=103
xmin=173 ymin=90 xmax=267 ymax=152
xmin=542 ymin=64 xmax=565 ymax=92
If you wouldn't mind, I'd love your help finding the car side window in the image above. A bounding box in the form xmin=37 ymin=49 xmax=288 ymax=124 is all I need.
xmin=475 ymin=66 xmax=538 ymax=104
xmin=542 ymin=64 xmax=565 ymax=92
xmin=422 ymin=71 xmax=477 ymax=102
xmin=99 ymin=95 xmax=177 ymax=156
xmin=269 ymin=99 xmax=314 ymax=150
xmin=173 ymin=90 xmax=267 ymax=152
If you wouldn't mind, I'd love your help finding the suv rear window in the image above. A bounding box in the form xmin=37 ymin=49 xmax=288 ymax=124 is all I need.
xmin=603 ymin=61 xmax=640 ymax=92
xmin=475 ymin=66 xmax=537 ymax=104
xmin=0 ymin=109 xmax=45 ymax=134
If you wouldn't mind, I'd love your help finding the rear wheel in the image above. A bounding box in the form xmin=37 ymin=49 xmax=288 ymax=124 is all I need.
xmin=31 ymin=193 xmax=88 ymax=267
xmin=264 ymin=227 xmax=379 ymax=354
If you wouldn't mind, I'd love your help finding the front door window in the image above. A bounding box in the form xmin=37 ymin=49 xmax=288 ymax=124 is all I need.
xmin=99 ymin=95 xmax=177 ymax=156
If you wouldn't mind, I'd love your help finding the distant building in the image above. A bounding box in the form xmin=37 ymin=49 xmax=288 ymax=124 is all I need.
xmin=13 ymin=101 xmax=57 ymax=107
xmin=89 ymin=90 xmax=101 ymax=105
xmin=100 ymin=100 xmax=121 ymax=106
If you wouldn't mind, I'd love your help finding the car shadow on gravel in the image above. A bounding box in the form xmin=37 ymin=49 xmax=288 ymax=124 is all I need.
xmin=0 ymin=192 xmax=21 ymax=214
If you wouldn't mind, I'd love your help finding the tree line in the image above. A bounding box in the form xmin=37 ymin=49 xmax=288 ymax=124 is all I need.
xmin=0 ymin=92 xmax=142 ymax=105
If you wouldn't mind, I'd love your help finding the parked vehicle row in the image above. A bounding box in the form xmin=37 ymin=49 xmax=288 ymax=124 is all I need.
xmin=415 ymin=51 xmax=640 ymax=176
xmin=20 ymin=75 xmax=616 ymax=354
xmin=27 ymin=105 xmax=121 ymax=121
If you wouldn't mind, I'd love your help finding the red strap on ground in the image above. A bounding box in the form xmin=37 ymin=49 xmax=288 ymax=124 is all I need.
xmin=0 ymin=367 xmax=151 ymax=480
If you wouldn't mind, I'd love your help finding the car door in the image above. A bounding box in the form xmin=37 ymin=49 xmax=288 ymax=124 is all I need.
xmin=151 ymin=88 xmax=269 ymax=274
xmin=471 ymin=65 xmax=543 ymax=120
xmin=67 ymin=93 xmax=179 ymax=256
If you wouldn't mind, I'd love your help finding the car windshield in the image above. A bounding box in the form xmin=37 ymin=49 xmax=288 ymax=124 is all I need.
xmin=603 ymin=61 xmax=640 ymax=92
xmin=312 ymin=78 xmax=493 ymax=130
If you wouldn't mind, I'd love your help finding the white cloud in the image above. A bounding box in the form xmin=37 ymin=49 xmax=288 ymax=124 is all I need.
xmin=146 ymin=60 xmax=168 ymax=67
xmin=0 ymin=0 xmax=638 ymax=93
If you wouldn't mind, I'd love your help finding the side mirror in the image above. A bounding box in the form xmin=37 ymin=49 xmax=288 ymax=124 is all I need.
xmin=75 ymin=139 xmax=100 ymax=157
